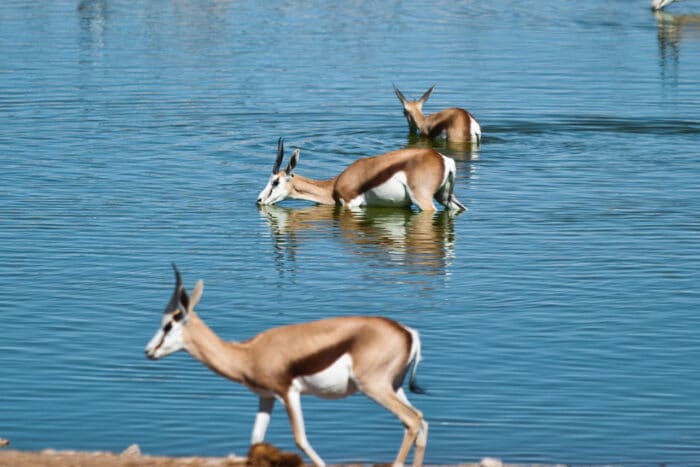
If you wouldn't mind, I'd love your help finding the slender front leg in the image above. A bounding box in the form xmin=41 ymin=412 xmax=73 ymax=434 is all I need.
xmin=284 ymin=388 xmax=326 ymax=467
xmin=251 ymin=396 xmax=275 ymax=444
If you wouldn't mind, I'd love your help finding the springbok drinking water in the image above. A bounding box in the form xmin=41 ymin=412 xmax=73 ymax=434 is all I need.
xmin=256 ymin=138 xmax=465 ymax=212
xmin=393 ymin=84 xmax=481 ymax=144
xmin=145 ymin=265 xmax=428 ymax=467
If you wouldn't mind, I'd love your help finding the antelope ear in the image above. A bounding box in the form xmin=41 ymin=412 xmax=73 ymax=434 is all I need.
xmin=419 ymin=85 xmax=435 ymax=104
xmin=285 ymin=149 xmax=300 ymax=175
xmin=393 ymin=84 xmax=408 ymax=105
xmin=188 ymin=280 xmax=204 ymax=312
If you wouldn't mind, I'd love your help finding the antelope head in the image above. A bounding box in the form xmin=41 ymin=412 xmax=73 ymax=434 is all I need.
xmin=256 ymin=138 xmax=300 ymax=206
xmin=145 ymin=264 xmax=202 ymax=360
xmin=393 ymin=84 xmax=435 ymax=133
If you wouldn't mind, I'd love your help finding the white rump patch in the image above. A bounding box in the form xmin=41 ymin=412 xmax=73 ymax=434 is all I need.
xmin=439 ymin=154 xmax=455 ymax=188
xmin=292 ymin=353 xmax=358 ymax=399
xmin=471 ymin=117 xmax=482 ymax=142
xmin=348 ymin=171 xmax=411 ymax=209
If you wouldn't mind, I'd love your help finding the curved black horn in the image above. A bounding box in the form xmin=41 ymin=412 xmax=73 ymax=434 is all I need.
xmin=273 ymin=137 xmax=284 ymax=174
xmin=165 ymin=263 xmax=187 ymax=314
xmin=171 ymin=263 xmax=182 ymax=289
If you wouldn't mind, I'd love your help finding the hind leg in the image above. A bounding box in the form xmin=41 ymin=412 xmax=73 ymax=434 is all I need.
xmin=445 ymin=194 xmax=466 ymax=211
xmin=434 ymin=173 xmax=466 ymax=212
xmin=396 ymin=387 xmax=429 ymax=466
xmin=412 ymin=194 xmax=437 ymax=212
xmin=364 ymin=384 xmax=426 ymax=466
xmin=406 ymin=185 xmax=437 ymax=212
xmin=435 ymin=187 xmax=465 ymax=212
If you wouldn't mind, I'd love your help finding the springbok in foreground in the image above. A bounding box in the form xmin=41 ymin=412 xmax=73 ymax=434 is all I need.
xmin=256 ymin=138 xmax=465 ymax=212
xmin=145 ymin=265 xmax=429 ymax=467
xmin=393 ymin=84 xmax=481 ymax=144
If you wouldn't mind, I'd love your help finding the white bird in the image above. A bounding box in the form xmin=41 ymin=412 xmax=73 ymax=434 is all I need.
xmin=652 ymin=0 xmax=681 ymax=10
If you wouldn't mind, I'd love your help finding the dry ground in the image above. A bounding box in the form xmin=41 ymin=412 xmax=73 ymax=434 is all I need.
xmin=0 ymin=441 xmax=552 ymax=467
xmin=0 ymin=449 xmax=247 ymax=467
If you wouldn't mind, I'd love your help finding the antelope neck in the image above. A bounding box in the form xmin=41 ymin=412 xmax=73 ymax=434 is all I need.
xmin=184 ymin=312 xmax=248 ymax=384
xmin=291 ymin=174 xmax=337 ymax=205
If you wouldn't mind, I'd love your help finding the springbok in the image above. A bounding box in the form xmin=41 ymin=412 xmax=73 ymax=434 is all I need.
xmin=393 ymin=84 xmax=481 ymax=144
xmin=256 ymin=138 xmax=465 ymax=212
xmin=145 ymin=265 xmax=429 ymax=467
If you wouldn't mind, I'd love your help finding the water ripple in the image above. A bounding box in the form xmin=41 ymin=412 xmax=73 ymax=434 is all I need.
xmin=2 ymin=0 xmax=700 ymax=464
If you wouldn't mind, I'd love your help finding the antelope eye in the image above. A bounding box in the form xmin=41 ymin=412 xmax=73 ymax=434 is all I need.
xmin=172 ymin=310 xmax=183 ymax=322
xmin=272 ymin=179 xmax=280 ymax=187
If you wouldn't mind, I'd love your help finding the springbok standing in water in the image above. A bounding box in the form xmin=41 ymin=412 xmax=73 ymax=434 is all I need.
xmin=145 ymin=265 xmax=429 ymax=467
xmin=393 ymin=84 xmax=481 ymax=144
xmin=256 ymin=138 xmax=465 ymax=212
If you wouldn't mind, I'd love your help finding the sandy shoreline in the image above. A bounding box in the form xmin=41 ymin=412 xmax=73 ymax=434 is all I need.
xmin=0 ymin=442 xmax=530 ymax=467
xmin=0 ymin=449 xmax=247 ymax=467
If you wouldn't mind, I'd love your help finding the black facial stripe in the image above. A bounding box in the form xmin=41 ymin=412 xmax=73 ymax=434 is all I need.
xmin=163 ymin=321 xmax=172 ymax=333
xmin=153 ymin=328 xmax=168 ymax=354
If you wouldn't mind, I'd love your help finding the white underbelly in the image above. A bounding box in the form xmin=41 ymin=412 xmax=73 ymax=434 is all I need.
xmin=348 ymin=172 xmax=411 ymax=208
xmin=291 ymin=353 xmax=358 ymax=399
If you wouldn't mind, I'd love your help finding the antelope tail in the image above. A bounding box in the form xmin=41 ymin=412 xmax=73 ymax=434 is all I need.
xmin=406 ymin=326 xmax=426 ymax=394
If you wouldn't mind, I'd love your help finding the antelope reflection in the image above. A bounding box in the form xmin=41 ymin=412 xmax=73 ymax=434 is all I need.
xmin=78 ymin=0 xmax=108 ymax=50
xmin=259 ymin=205 xmax=457 ymax=277
xmin=406 ymin=134 xmax=481 ymax=162
xmin=655 ymin=10 xmax=700 ymax=81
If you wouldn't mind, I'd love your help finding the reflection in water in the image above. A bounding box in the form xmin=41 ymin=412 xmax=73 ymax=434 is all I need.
xmin=406 ymin=133 xmax=481 ymax=161
xmin=259 ymin=205 xmax=457 ymax=279
xmin=78 ymin=0 xmax=108 ymax=50
xmin=77 ymin=0 xmax=234 ymax=54
xmin=655 ymin=10 xmax=700 ymax=82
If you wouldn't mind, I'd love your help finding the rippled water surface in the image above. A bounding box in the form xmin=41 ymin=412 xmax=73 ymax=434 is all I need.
xmin=2 ymin=1 xmax=700 ymax=464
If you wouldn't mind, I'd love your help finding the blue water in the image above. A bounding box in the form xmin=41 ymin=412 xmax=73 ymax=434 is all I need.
xmin=1 ymin=1 xmax=700 ymax=465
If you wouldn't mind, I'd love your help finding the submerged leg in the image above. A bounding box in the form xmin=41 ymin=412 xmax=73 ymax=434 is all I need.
xmin=447 ymin=194 xmax=466 ymax=211
xmin=408 ymin=186 xmax=437 ymax=212
xmin=435 ymin=171 xmax=466 ymax=212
